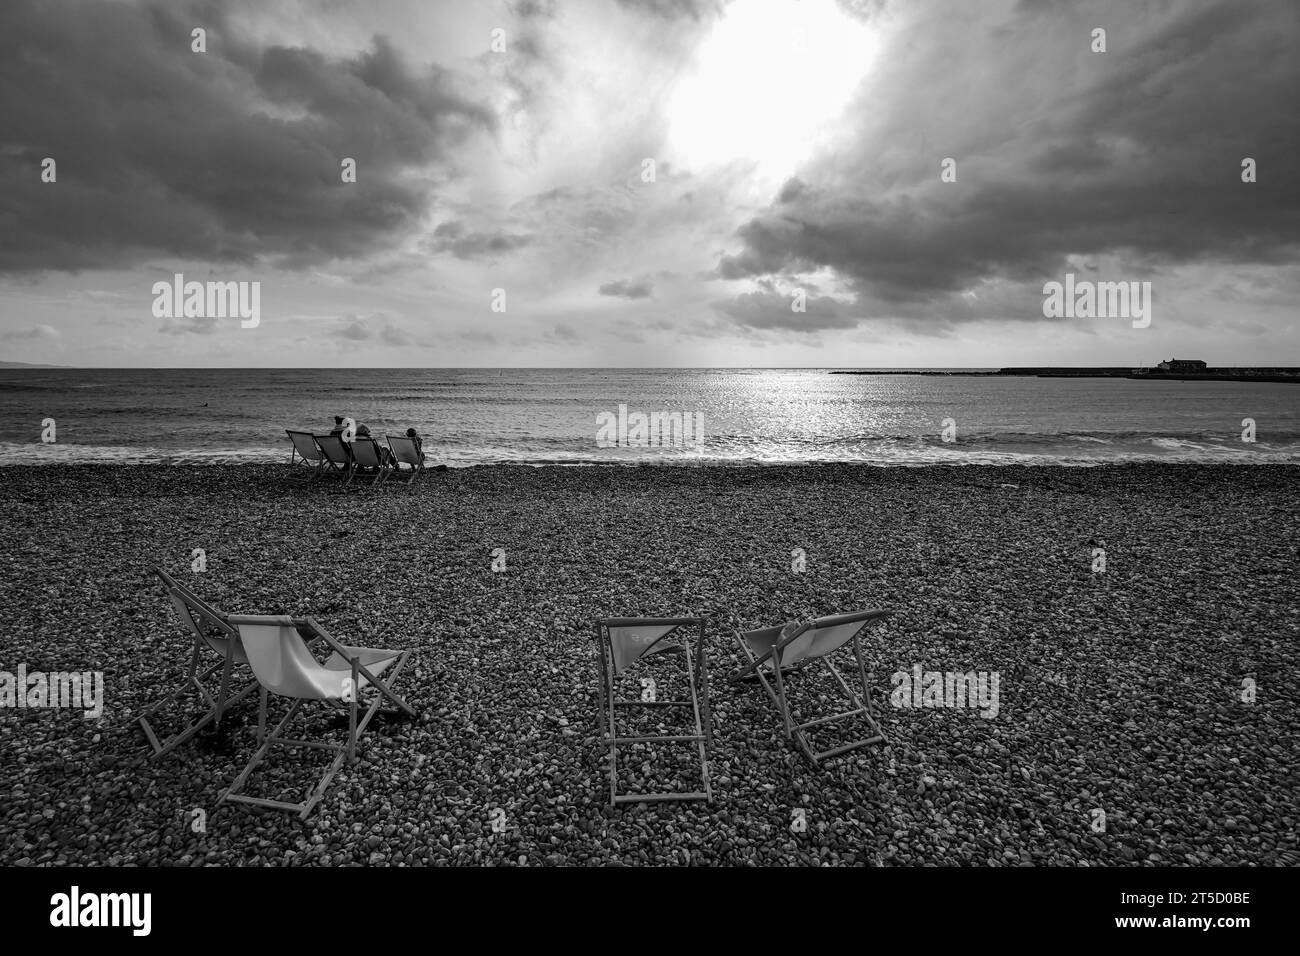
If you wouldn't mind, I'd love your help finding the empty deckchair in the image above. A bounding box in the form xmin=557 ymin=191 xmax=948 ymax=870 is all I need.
xmin=729 ymin=609 xmax=891 ymax=766
xmin=286 ymin=430 xmax=331 ymax=481
xmin=136 ymin=568 xmax=261 ymax=758
xmin=313 ymin=433 xmax=356 ymax=483
xmin=596 ymin=617 xmax=712 ymax=806
xmin=220 ymin=615 xmax=416 ymax=819
xmin=348 ymin=437 xmax=389 ymax=486
xmin=386 ymin=435 xmax=425 ymax=482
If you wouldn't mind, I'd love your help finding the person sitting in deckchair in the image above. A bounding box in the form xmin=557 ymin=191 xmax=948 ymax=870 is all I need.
xmin=405 ymin=427 xmax=424 ymax=462
xmin=355 ymin=424 xmax=394 ymax=468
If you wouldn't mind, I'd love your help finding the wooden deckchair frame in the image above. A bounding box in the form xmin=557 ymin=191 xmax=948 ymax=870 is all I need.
xmin=596 ymin=617 xmax=712 ymax=806
xmin=137 ymin=568 xmax=261 ymax=758
xmin=219 ymin=616 xmax=416 ymax=820
xmin=729 ymin=610 xmax=891 ymax=766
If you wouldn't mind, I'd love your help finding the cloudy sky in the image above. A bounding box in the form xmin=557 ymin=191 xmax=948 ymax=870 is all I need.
xmin=1 ymin=0 xmax=1297 ymax=367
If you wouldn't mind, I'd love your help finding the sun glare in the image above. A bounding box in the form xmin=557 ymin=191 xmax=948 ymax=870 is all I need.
xmin=665 ymin=0 xmax=876 ymax=184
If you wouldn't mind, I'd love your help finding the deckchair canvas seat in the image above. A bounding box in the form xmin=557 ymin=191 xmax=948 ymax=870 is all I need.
xmin=323 ymin=646 xmax=400 ymax=676
xmin=608 ymin=624 xmax=689 ymax=675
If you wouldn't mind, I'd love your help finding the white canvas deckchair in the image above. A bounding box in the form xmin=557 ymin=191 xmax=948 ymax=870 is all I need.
xmin=285 ymin=430 xmax=331 ymax=481
xmin=729 ymin=609 xmax=891 ymax=766
xmin=219 ymin=615 xmax=416 ymax=819
xmin=596 ymin=617 xmax=712 ymax=806
xmin=313 ymin=433 xmax=356 ymax=484
xmin=136 ymin=568 xmax=261 ymax=758
xmin=348 ymin=437 xmax=390 ymax=487
xmin=386 ymin=435 xmax=425 ymax=482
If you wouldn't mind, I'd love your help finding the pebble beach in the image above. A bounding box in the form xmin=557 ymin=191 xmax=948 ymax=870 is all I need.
xmin=1 ymin=462 xmax=1296 ymax=867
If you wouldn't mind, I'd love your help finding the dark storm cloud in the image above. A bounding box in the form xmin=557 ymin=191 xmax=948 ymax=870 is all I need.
xmin=598 ymin=277 xmax=654 ymax=299
xmin=717 ymin=291 xmax=861 ymax=332
xmin=427 ymin=221 xmax=532 ymax=259
xmin=0 ymin=0 xmax=493 ymax=275
xmin=717 ymin=1 xmax=1300 ymax=322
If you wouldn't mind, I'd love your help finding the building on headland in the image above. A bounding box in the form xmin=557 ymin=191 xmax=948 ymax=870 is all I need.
xmin=1156 ymin=358 xmax=1207 ymax=372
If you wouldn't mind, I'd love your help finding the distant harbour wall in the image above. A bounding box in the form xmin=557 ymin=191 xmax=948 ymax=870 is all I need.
xmin=832 ymin=368 xmax=1300 ymax=382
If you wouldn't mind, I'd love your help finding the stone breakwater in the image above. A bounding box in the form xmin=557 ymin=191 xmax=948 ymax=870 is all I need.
xmin=1 ymin=463 xmax=1296 ymax=866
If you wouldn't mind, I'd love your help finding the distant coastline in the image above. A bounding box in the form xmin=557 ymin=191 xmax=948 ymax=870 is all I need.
xmin=832 ymin=367 xmax=1300 ymax=383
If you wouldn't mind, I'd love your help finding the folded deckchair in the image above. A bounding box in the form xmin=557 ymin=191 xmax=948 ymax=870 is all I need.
xmin=729 ymin=609 xmax=891 ymax=766
xmin=219 ymin=615 xmax=416 ymax=819
xmin=136 ymin=568 xmax=261 ymax=758
xmin=313 ymin=433 xmax=356 ymax=483
xmin=596 ymin=617 xmax=712 ymax=806
xmin=348 ymin=437 xmax=389 ymax=486
xmin=386 ymin=435 xmax=425 ymax=482
xmin=285 ymin=430 xmax=331 ymax=481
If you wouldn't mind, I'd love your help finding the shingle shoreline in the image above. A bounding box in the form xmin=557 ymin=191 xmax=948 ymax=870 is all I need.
xmin=1 ymin=463 xmax=1296 ymax=866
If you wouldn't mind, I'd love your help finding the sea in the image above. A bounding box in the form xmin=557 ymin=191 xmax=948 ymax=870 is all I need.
xmin=1 ymin=368 xmax=1297 ymax=467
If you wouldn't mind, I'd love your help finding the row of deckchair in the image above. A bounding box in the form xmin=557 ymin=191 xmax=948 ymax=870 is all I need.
xmin=139 ymin=568 xmax=890 ymax=816
xmin=286 ymin=430 xmax=426 ymax=485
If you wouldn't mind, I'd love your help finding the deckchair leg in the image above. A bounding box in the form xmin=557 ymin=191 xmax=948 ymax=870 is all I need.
xmin=347 ymin=659 xmax=359 ymax=764
xmin=682 ymin=634 xmax=712 ymax=803
xmin=301 ymin=750 xmax=348 ymax=819
xmin=138 ymin=659 xmax=259 ymax=758
xmin=732 ymin=630 xmax=789 ymax=732
xmin=791 ymin=729 xmax=821 ymax=764
xmin=257 ymin=686 xmax=268 ymax=744
xmin=607 ymin=659 xmax=619 ymax=807
xmin=214 ymin=645 xmax=235 ymax=728
xmin=220 ymin=699 xmax=304 ymax=806
xmin=852 ymin=636 xmax=886 ymax=739
xmin=138 ymin=656 xmax=222 ymax=725
xmin=771 ymin=648 xmax=794 ymax=740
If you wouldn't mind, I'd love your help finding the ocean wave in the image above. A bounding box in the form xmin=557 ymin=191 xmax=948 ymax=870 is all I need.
xmin=3 ymin=434 xmax=1298 ymax=467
